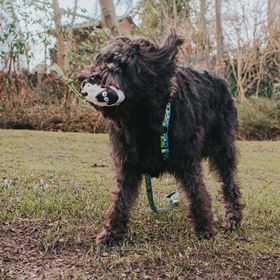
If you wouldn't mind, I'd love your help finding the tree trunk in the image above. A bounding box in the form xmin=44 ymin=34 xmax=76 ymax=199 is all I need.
xmin=236 ymin=32 xmax=245 ymax=101
xmin=52 ymin=0 xmax=65 ymax=71
xmin=71 ymin=0 xmax=79 ymax=26
xmin=173 ymin=0 xmax=177 ymax=24
xmin=200 ymin=0 xmax=209 ymax=69
xmin=215 ymin=0 xmax=224 ymax=77
xmin=99 ymin=0 xmax=120 ymax=36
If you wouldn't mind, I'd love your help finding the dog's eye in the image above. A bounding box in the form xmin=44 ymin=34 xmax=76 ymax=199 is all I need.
xmin=106 ymin=53 xmax=114 ymax=63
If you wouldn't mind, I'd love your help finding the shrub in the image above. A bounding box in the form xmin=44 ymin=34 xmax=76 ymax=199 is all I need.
xmin=1 ymin=95 xmax=280 ymax=140
xmin=237 ymin=98 xmax=280 ymax=140
xmin=0 ymin=103 xmax=108 ymax=133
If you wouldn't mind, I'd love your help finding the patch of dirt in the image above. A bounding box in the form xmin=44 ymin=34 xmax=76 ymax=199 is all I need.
xmin=1 ymin=222 xmax=279 ymax=280
xmin=90 ymin=163 xmax=108 ymax=168
xmin=0 ymin=222 xmax=95 ymax=280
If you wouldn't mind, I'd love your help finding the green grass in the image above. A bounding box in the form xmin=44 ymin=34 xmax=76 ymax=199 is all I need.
xmin=0 ymin=129 xmax=279 ymax=279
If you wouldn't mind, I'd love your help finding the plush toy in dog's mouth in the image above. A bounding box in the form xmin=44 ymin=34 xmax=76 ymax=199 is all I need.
xmin=81 ymin=83 xmax=125 ymax=107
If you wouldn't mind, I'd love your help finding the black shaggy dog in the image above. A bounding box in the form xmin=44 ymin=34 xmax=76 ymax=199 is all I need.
xmin=81 ymin=32 xmax=243 ymax=245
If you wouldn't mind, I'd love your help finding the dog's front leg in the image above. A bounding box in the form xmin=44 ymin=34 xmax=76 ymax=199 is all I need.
xmin=176 ymin=163 xmax=215 ymax=239
xmin=96 ymin=165 xmax=141 ymax=246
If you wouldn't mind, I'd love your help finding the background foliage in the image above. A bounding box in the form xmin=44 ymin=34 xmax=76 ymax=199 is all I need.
xmin=0 ymin=0 xmax=280 ymax=139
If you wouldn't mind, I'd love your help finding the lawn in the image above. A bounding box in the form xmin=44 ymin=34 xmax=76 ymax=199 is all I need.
xmin=0 ymin=129 xmax=279 ymax=279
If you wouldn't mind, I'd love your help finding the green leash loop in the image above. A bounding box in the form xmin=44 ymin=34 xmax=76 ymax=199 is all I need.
xmin=50 ymin=64 xmax=85 ymax=100
xmin=145 ymin=102 xmax=179 ymax=213
xmin=145 ymin=175 xmax=179 ymax=213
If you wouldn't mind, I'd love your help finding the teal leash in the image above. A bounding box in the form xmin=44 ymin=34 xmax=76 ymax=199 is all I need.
xmin=145 ymin=102 xmax=179 ymax=213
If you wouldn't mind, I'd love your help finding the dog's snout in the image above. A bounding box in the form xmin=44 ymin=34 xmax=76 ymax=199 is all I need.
xmin=81 ymin=92 xmax=88 ymax=97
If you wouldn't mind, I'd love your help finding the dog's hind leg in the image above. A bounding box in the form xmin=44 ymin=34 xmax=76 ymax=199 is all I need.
xmin=208 ymin=140 xmax=243 ymax=230
xmin=176 ymin=163 xmax=215 ymax=239
xmin=96 ymin=166 xmax=141 ymax=246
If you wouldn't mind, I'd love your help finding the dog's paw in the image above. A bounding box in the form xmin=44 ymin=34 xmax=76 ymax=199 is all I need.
xmin=96 ymin=230 xmax=123 ymax=247
xmin=225 ymin=219 xmax=241 ymax=231
xmin=225 ymin=206 xmax=243 ymax=231
xmin=197 ymin=229 xmax=215 ymax=240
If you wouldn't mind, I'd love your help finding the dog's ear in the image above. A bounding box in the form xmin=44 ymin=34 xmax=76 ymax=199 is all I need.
xmin=150 ymin=31 xmax=183 ymax=77
xmin=159 ymin=30 xmax=184 ymax=61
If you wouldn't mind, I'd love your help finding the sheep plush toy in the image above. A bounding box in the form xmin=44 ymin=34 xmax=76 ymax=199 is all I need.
xmin=50 ymin=64 xmax=125 ymax=107
xmin=81 ymin=83 xmax=125 ymax=107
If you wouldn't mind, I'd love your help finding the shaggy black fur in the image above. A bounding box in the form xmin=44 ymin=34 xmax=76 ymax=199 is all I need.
xmin=81 ymin=32 xmax=243 ymax=245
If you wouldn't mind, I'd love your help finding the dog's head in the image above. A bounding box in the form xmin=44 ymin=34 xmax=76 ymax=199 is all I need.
xmin=80 ymin=32 xmax=183 ymax=112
